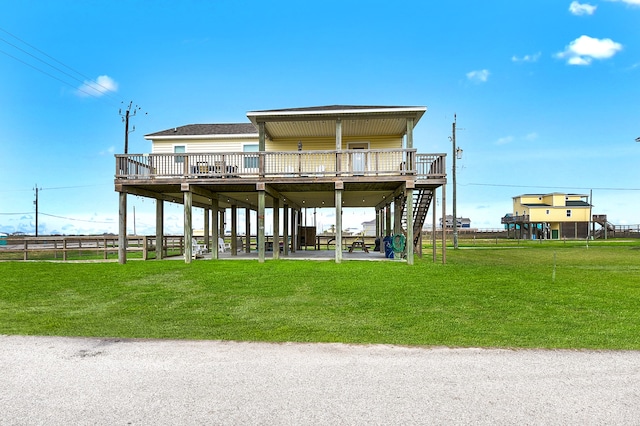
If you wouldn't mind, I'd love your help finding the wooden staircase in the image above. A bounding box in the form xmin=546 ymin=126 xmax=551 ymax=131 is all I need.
xmin=401 ymin=188 xmax=434 ymax=251
xmin=592 ymin=215 xmax=616 ymax=238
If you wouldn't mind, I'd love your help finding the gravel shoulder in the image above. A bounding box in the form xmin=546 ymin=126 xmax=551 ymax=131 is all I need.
xmin=1 ymin=335 xmax=639 ymax=425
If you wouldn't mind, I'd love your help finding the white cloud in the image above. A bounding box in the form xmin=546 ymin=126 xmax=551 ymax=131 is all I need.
xmin=466 ymin=69 xmax=490 ymax=83
xmin=512 ymin=52 xmax=541 ymax=63
xmin=76 ymin=75 xmax=118 ymax=97
xmin=99 ymin=146 xmax=116 ymax=156
xmin=569 ymin=1 xmax=597 ymax=15
xmin=496 ymin=136 xmax=514 ymax=145
xmin=495 ymin=133 xmax=538 ymax=146
xmin=555 ymin=35 xmax=622 ymax=65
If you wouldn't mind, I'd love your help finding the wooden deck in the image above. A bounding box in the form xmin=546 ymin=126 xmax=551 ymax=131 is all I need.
xmin=114 ymin=148 xmax=448 ymax=266
xmin=115 ymin=150 xmax=445 ymax=181
xmin=115 ymin=149 xmax=446 ymax=211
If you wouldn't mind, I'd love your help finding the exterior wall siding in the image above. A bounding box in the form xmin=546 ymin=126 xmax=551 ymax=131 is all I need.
xmin=529 ymin=208 xmax=590 ymax=222
xmin=152 ymin=138 xmax=257 ymax=154
xmin=265 ymin=135 xmax=402 ymax=151
xmin=152 ymin=135 xmax=401 ymax=154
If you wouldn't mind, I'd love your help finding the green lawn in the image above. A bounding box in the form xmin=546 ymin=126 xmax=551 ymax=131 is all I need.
xmin=1 ymin=240 xmax=639 ymax=349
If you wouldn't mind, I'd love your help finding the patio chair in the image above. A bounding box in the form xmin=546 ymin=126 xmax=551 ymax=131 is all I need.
xmin=192 ymin=238 xmax=207 ymax=259
xmin=218 ymin=237 xmax=231 ymax=252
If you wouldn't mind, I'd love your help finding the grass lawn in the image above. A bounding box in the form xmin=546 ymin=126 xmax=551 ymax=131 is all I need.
xmin=1 ymin=240 xmax=639 ymax=349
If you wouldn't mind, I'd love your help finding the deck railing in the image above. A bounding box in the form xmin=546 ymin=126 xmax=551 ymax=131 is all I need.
xmin=115 ymin=149 xmax=446 ymax=180
xmin=0 ymin=235 xmax=186 ymax=261
xmin=501 ymin=215 xmax=531 ymax=224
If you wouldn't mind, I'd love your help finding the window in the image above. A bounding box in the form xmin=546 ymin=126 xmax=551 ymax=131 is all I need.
xmin=566 ymin=210 xmax=572 ymax=217
xmin=174 ymin=145 xmax=185 ymax=163
xmin=244 ymin=144 xmax=258 ymax=169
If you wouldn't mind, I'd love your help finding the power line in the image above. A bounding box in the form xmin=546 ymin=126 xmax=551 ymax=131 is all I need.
xmin=464 ymin=183 xmax=640 ymax=191
xmin=0 ymin=211 xmax=115 ymax=225
xmin=0 ymin=47 xmax=100 ymax=98
xmin=39 ymin=183 xmax=112 ymax=191
xmin=0 ymin=183 xmax=111 ymax=193
xmin=0 ymin=26 xmax=120 ymax=104
xmin=39 ymin=212 xmax=115 ymax=224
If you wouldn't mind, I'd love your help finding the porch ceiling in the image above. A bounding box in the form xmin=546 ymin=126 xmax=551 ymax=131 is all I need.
xmin=247 ymin=105 xmax=427 ymax=140
xmin=263 ymin=118 xmax=411 ymax=139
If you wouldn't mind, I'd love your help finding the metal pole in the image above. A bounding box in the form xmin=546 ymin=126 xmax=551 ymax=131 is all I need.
xmin=34 ymin=184 xmax=39 ymax=237
xmin=452 ymin=115 xmax=458 ymax=250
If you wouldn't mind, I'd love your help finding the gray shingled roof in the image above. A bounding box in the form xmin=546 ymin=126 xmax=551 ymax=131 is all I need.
xmin=146 ymin=123 xmax=257 ymax=137
xmin=566 ymin=200 xmax=591 ymax=207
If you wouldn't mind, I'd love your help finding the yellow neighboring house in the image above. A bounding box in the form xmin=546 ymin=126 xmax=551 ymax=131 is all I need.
xmin=501 ymin=193 xmax=592 ymax=240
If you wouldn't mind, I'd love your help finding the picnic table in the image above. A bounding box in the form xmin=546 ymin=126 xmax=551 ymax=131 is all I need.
xmin=348 ymin=240 xmax=369 ymax=253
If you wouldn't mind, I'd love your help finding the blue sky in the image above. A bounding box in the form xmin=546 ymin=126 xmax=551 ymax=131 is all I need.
xmin=1 ymin=0 xmax=639 ymax=235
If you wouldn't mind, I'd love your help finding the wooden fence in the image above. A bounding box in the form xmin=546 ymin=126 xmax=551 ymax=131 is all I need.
xmin=0 ymin=235 xmax=186 ymax=261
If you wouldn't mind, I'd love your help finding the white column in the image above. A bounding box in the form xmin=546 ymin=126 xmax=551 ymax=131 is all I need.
xmin=118 ymin=192 xmax=127 ymax=264
xmin=155 ymin=199 xmax=164 ymax=260
xmin=211 ymin=198 xmax=219 ymax=260
xmin=273 ymin=197 xmax=280 ymax=260
xmin=335 ymin=184 xmax=343 ymax=263
xmin=183 ymin=190 xmax=193 ymax=263
xmin=258 ymin=189 xmax=265 ymax=263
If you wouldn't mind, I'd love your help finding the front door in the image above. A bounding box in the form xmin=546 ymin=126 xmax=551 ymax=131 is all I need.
xmin=348 ymin=142 xmax=369 ymax=175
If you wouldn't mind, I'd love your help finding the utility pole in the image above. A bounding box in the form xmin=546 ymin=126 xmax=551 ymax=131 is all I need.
xmin=119 ymin=101 xmax=145 ymax=153
xmin=450 ymin=115 xmax=464 ymax=250
xmin=33 ymin=184 xmax=41 ymax=237
xmin=452 ymin=115 xmax=458 ymax=250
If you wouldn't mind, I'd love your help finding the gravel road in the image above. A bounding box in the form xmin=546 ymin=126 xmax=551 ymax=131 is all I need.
xmin=1 ymin=335 xmax=638 ymax=425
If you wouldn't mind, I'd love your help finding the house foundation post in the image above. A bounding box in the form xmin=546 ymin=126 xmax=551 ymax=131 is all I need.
xmin=211 ymin=198 xmax=219 ymax=259
xmin=245 ymin=207 xmax=251 ymax=253
xmin=156 ymin=199 xmax=164 ymax=260
xmin=441 ymin=183 xmax=447 ymax=264
xmin=231 ymin=205 xmax=237 ymax=256
xmin=183 ymin=187 xmax=193 ymax=263
xmin=273 ymin=197 xmax=280 ymax=260
xmin=291 ymin=209 xmax=297 ymax=253
xmin=393 ymin=194 xmax=403 ymax=235
xmin=432 ymin=189 xmax=437 ymax=262
xmin=118 ymin=191 xmax=127 ymax=264
xmin=257 ymin=184 xmax=266 ymax=263
xmin=219 ymin=210 xmax=225 ymax=239
xmin=406 ymin=185 xmax=414 ymax=265
xmin=385 ymin=204 xmax=392 ymax=237
xmin=335 ymin=183 xmax=343 ymax=263
xmin=203 ymin=208 xmax=210 ymax=253
xmin=283 ymin=204 xmax=289 ymax=256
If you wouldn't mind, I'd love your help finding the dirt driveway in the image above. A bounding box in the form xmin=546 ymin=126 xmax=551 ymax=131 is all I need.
xmin=1 ymin=335 xmax=638 ymax=425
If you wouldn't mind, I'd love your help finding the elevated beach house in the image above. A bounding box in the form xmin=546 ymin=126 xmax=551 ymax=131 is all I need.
xmin=501 ymin=193 xmax=592 ymax=239
xmin=114 ymin=105 xmax=447 ymax=264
